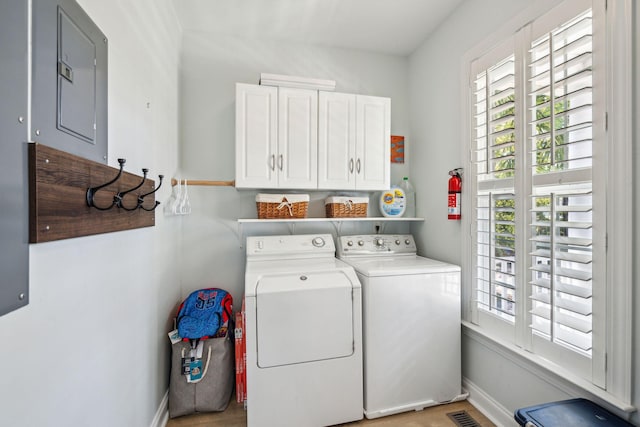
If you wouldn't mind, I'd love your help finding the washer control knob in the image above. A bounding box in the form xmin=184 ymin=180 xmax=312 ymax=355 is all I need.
xmin=358 ymin=240 xmax=364 ymax=246
xmin=347 ymin=240 xmax=354 ymax=247
xmin=405 ymin=239 xmax=411 ymax=245
xmin=395 ymin=239 xmax=401 ymax=245
xmin=312 ymin=237 xmax=325 ymax=247
xmin=375 ymin=238 xmax=384 ymax=247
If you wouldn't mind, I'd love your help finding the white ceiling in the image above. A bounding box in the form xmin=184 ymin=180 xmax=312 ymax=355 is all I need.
xmin=172 ymin=0 xmax=464 ymax=56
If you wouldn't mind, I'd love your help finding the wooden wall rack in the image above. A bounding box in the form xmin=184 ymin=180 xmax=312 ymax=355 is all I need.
xmin=29 ymin=143 xmax=159 ymax=243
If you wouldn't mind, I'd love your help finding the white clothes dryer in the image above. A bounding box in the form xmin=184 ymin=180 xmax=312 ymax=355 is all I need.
xmin=337 ymin=234 xmax=466 ymax=419
xmin=244 ymin=234 xmax=363 ymax=427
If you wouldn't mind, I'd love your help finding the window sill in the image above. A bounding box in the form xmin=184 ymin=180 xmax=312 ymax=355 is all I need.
xmin=461 ymin=321 xmax=635 ymax=414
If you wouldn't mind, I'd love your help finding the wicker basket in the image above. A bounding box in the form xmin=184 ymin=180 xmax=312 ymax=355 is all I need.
xmin=325 ymin=196 xmax=368 ymax=218
xmin=256 ymin=194 xmax=309 ymax=219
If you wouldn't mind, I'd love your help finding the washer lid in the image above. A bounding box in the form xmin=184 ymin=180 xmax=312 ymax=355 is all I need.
xmin=345 ymin=256 xmax=461 ymax=277
xmin=256 ymin=270 xmax=355 ymax=368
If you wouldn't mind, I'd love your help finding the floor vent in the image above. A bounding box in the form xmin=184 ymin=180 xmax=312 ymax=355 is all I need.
xmin=447 ymin=410 xmax=482 ymax=427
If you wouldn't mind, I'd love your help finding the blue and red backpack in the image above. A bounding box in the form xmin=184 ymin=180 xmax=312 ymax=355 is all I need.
xmin=176 ymin=288 xmax=233 ymax=341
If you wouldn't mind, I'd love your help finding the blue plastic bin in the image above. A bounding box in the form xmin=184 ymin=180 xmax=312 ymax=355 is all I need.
xmin=514 ymin=398 xmax=633 ymax=427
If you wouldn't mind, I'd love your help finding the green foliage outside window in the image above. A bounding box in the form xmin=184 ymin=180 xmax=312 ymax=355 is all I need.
xmin=490 ymin=93 xmax=570 ymax=255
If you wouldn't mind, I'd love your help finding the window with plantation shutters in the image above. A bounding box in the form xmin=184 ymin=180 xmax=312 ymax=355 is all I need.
xmin=466 ymin=0 xmax=615 ymax=386
xmin=464 ymin=0 xmax=632 ymax=405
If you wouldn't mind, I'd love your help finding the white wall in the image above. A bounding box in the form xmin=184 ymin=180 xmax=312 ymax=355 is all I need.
xmin=408 ymin=0 xmax=551 ymax=264
xmin=2 ymin=1 xmax=631 ymax=425
xmin=178 ymin=33 xmax=412 ymax=304
xmin=0 ymin=1 xmax=182 ymax=426
xmin=409 ymin=0 xmax=639 ymax=425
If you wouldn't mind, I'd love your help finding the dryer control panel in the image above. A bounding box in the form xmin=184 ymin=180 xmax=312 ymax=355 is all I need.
xmin=246 ymin=234 xmax=335 ymax=260
xmin=337 ymin=234 xmax=417 ymax=257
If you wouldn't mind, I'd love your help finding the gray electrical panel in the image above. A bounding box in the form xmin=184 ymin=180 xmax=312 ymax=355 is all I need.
xmin=33 ymin=0 xmax=108 ymax=164
xmin=0 ymin=0 xmax=108 ymax=316
xmin=0 ymin=0 xmax=30 ymax=316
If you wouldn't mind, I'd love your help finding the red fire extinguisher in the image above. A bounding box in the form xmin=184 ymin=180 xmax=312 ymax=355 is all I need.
xmin=448 ymin=168 xmax=462 ymax=220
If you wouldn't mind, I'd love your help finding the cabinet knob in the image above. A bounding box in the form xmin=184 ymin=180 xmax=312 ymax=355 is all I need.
xmin=278 ymin=154 xmax=283 ymax=171
xmin=349 ymin=158 xmax=354 ymax=173
xmin=356 ymin=158 xmax=361 ymax=174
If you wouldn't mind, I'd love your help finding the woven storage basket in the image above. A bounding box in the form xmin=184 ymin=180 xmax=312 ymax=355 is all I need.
xmin=325 ymin=196 xmax=368 ymax=218
xmin=256 ymin=194 xmax=309 ymax=219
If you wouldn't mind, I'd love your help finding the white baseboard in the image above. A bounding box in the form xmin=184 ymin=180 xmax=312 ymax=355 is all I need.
xmin=463 ymin=378 xmax=518 ymax=427
xmin=150 ymin=390 xmax=169 ymax=427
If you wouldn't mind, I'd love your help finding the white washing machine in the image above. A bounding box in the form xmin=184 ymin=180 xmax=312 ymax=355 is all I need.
xmin=244 ymin=234 xmax=363 ymax=427
xmin=336 ymin=234 xmax=466 ymax=419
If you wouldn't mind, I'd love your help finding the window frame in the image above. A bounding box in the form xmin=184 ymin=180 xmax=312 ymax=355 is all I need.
xmin=460 ymin=0 xmax=632 ymax=408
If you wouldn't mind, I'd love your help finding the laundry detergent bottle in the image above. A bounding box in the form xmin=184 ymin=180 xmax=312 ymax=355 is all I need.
xmin=400 ymin=176 xmax=416 ymax=217
xmin=379 ymin=186 xmax=406 ymax=217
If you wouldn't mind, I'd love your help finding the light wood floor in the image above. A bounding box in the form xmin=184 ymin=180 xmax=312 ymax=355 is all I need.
xmin=166 ymin=399 xmax=496 ymax=427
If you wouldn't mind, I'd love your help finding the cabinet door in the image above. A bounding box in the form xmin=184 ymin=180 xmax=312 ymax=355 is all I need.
xmin=235 ymin=83 xmax=278 ymax=189
xmin=355 ymin=95 xmax=390 ymax=191
xmin=318 ymin=92 xmax=356 ymax=190
xmin=278 ymin=87 xmax=317 ymax=189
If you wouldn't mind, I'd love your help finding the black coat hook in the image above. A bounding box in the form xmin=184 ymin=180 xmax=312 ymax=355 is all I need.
xmin=139 ymin=175 xmax=164 ymax=211
xmin=86 ymin=158 xmax=126 ymax=210
xmin=139 ymin=174 xmax=164 ymax=211
xmin=116 ymin=168 xmax=148 ymax=210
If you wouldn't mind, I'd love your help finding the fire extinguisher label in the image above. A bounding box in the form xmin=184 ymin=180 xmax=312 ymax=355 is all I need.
xmin=448 ymin=193 xmax=460 ymax=215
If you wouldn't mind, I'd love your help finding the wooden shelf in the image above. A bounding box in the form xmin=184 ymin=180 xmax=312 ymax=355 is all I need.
xmin=237 ymin=217 xmax=424 ymax=224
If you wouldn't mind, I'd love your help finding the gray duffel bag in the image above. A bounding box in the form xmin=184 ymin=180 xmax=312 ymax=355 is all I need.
xmin=169 ymin=334 xmax=234 ymax=418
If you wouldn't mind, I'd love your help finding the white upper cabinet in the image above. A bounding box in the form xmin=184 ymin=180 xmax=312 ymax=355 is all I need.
xmin=356 ymin=95 xmax=390 ymax=190
xmin=277 ymin=87 xmax=318 ymax=189
xmin=318 ymin=92 xmax=390 ymax=190
xmin=237 ymin=83 xmax=389 ymax=191
xmin=235 ymin=83 xmax=278 ymax=188
xmin=236 ymin=84 xmax=317 ymax=189
xmin=318 ymin=92 xmax=356 ymax=189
